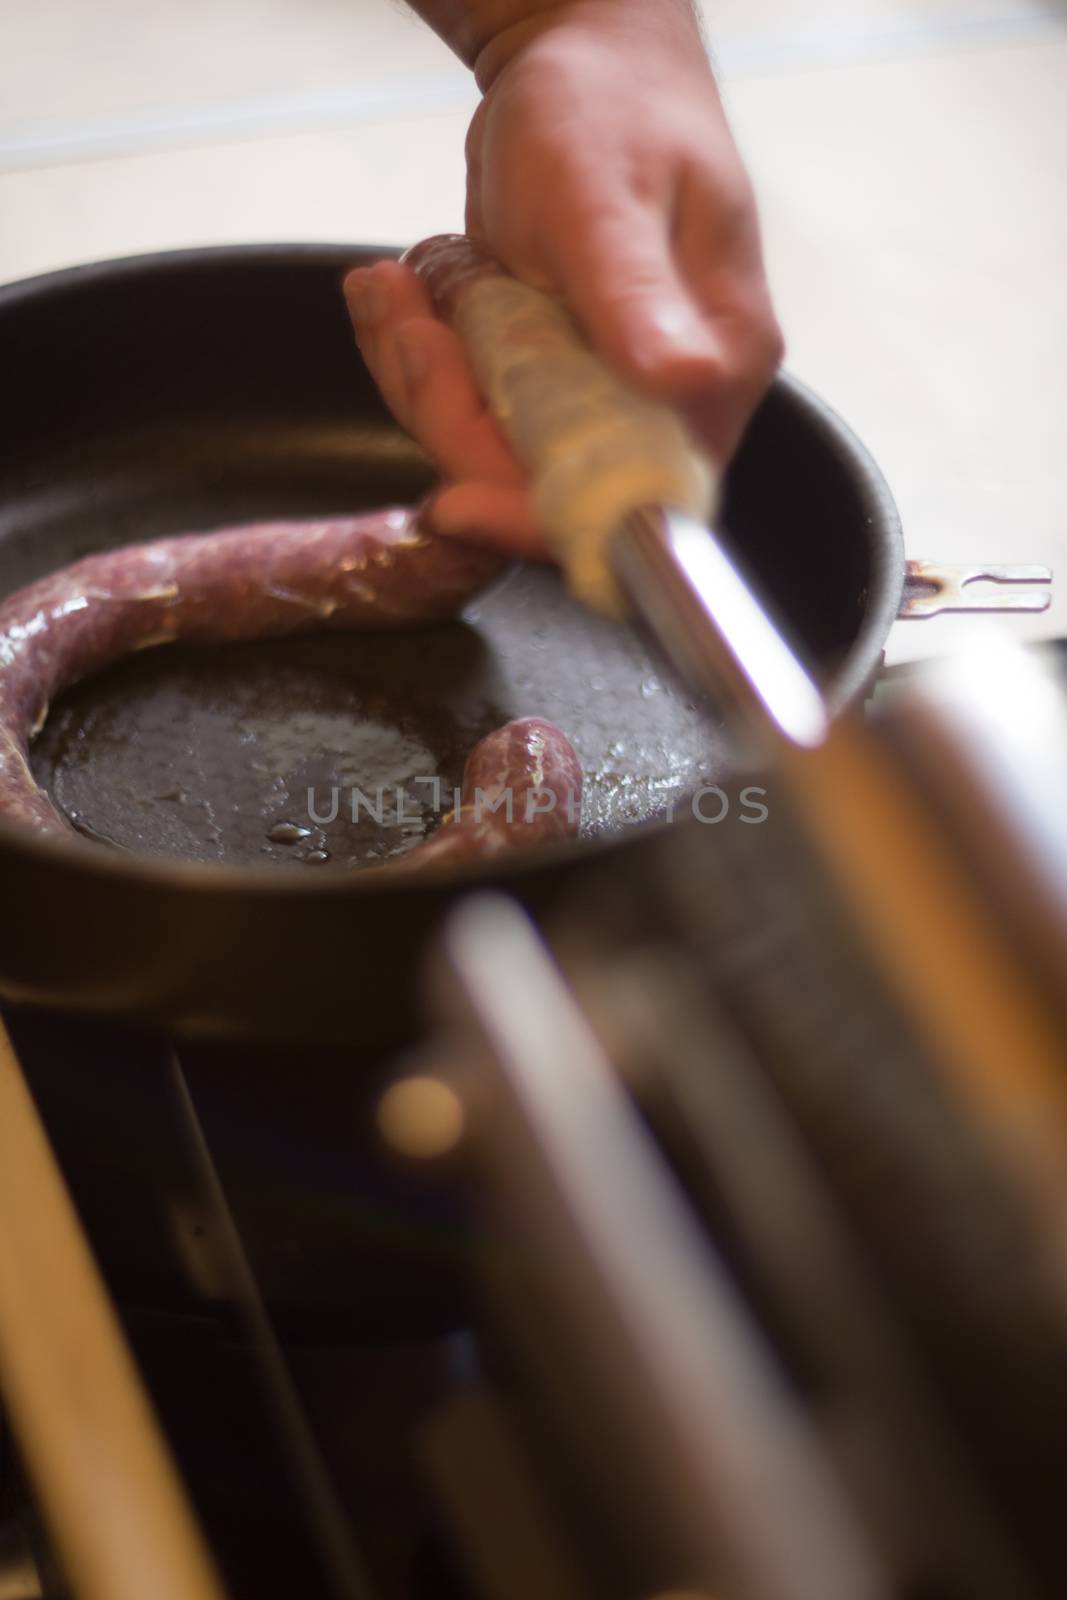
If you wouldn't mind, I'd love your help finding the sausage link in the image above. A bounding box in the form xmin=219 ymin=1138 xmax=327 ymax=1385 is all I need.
xmin=386 ymin=717 xmax=582 ymax=872
xmin=401 ymin=234 xmax=503 ymax=321
xmin=0 ymin=507 xmax=503 ymax=838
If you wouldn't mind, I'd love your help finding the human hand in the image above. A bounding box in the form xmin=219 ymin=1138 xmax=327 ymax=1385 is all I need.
xmin=343 ymin=257 xmax=541 ymax=554
xmin=344 ymin=1 xmax=782 ymax=555
xmin=464 ymin=0 xmax=784 ymax=466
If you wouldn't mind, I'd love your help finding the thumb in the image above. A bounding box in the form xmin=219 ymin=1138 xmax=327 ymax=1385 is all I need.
xmin=430 ymin=483 xmax=545 ymax=559
xmin=546 ymin=204 xmax=721 ymax=398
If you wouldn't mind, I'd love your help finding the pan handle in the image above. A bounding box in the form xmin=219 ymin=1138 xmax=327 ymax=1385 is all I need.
xmin=612 ymin=504 xmax=830 ymax=749
xmin=405 ymin=239 xmax=717 ymax=617
xmin=899 ymin=561 xmax=1052 ymax=619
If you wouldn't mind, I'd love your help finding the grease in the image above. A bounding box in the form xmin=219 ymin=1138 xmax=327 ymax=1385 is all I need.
xmin=268 ymin=821 xmax=313 ymax=844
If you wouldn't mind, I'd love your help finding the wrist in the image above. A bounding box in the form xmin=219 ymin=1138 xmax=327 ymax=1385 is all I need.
xmin=473 ymin=0 xmax=706 ymax=92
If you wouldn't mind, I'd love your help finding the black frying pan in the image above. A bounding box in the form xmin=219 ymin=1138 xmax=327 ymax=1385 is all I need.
xmin=0 ymin=245 xmax=903 ymax=1048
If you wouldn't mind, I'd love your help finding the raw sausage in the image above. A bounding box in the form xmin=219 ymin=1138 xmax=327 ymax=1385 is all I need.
xmin=386 ymin=717 xmax=583 ymax=872
xmin=0 ymin=507 xmax=503 ymax=837
xmin=402 ymin=234 xmax=502 ymax=319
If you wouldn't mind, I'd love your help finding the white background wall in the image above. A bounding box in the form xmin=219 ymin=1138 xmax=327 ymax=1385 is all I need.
xmin=1 ymin=0 xmax=1064 ymax=663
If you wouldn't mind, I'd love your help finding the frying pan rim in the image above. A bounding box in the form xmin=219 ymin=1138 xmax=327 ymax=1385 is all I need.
xmin=0 ymin=242 xmax=904 ymax=896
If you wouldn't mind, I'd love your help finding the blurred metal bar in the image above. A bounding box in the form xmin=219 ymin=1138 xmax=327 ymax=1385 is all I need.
xmin=439 ymin=893 xmax=887 ymax=1600
xmin=166 ymin=1053 xmax=379 ymax=1600
xmin=590 ymin=952 xmax=1038 ymax=1599
xmin=0 ymin=1020 xmax=229 ymax=1600
xmin=887 ymin=636 xmax=1067 ymax=976
xmin=782 ymin=701 xmax=1067 ymax=1281
xmin=613 ymin=507 xmax=830 ymax=749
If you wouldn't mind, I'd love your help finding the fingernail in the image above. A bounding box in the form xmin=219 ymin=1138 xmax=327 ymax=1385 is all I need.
xmin=344 ymin=268 xmax=387 ymax=330
xmin=394 ymin=324 xmax=427 ymax=391
xmin=640 ymin=301 xmax=717 ymax=365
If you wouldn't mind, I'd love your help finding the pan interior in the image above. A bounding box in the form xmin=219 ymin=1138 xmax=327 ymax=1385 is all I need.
xmin=28 ymin=561 xmax=723 ymax=869
xmin=0 ymin=248 xmax=877 ymax=872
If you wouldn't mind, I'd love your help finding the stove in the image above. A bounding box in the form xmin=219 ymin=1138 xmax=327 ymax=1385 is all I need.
xmin=3 ymin=640 xmax=1067 ymax=1600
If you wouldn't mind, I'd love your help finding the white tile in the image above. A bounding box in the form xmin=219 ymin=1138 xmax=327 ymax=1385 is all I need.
xmin=0 ymin=0 xmax=458 ymax=130
xmin=704 ymin=0 xmax=1067 ymax=74
xmin=2 ymin=0 xmax=1062 ymax=171
xmin=0 ymin=2 xmax=1064 ymax=666
xmin=726 ymin=36 xmax=1067 ymax=659
xmin=0 ymin=110 xmax=471 ymax=283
